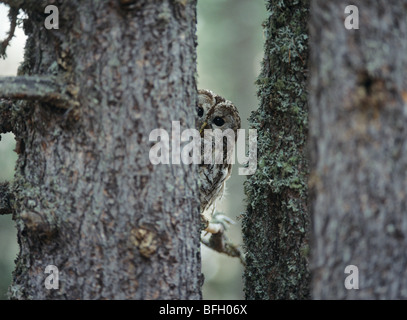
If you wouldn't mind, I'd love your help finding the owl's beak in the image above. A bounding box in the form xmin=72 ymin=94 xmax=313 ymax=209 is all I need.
xmin=200 ymin=122 xmax=208 ymax=136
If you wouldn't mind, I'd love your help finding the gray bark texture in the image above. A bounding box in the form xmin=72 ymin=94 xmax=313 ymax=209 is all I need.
xmin=243 ymin=0 xmax=310 ymax=299
xmin=0 ymin=0 xmax=201 ymax=299
xmin=309 ymin=0 xmax=407 ymax=299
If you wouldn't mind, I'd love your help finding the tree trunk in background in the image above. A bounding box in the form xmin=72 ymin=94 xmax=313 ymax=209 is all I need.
xmin=309 ymin=1 xmax=407 ymax=299
xmin=243 ymin=0 xmax=310 ymax=299
xmin=0 ymin=0 xmax=201 ymax=299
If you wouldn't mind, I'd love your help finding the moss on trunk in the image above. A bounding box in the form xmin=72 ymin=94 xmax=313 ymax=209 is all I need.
xmin=243 ymin=0 xmax=310 ymax=300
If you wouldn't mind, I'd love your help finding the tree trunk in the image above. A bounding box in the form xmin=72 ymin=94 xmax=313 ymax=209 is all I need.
xmin=309 ymin=0 xmax=407 ymax=299
xmin=0 ymin=0 xmax=201 ymax=299
xmin=243 ymin=0 xmax=310 ymax=299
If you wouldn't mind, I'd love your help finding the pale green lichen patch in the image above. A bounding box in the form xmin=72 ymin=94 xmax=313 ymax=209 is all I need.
xmin=243 ymin=0 xmax=310 ymax=300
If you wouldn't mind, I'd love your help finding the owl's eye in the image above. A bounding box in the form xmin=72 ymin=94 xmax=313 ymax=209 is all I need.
xmin=197 ymin=107 xmax=204 ymax=117
xmin=213 ymin=117 xmax=225 ymax=126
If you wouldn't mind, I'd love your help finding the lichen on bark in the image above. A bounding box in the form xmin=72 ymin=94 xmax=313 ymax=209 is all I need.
xmin=243 ymin=0 xmax=310 ymax=300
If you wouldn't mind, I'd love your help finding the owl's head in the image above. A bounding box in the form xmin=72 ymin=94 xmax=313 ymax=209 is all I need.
xmin=197 ymin=89 xmax=241 ymax=137
xmin=197 ymin=89 xmax=215 ymax=129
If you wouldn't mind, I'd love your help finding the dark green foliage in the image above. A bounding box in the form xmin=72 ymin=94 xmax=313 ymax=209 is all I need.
xmin=243 ymin=0 xmax=310 ymax=299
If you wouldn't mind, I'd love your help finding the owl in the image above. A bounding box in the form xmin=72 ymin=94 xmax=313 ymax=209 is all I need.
xmin=197 ymin=89 xmax=241 ymax=234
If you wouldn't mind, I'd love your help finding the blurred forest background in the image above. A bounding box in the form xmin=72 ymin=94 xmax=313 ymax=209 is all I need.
xmin=0 ymin=0 xmax=267 ymax=299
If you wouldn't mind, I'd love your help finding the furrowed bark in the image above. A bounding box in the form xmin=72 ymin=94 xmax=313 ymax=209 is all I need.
xmin=3 ymin=0 xmax=201 ymax=300
xmin=309 ymin=0 xmax=407 ymax=299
